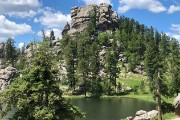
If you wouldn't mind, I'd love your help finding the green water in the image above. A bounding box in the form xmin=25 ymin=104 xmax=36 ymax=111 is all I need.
xmin=70 ymin=98 xmax=156 ymax=120
xmin=4 ymin=98 xmax=156 ymax=120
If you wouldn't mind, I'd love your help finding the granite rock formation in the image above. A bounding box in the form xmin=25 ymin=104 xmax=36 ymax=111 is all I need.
xmin=133 ymin=110 xmax=158 ymax=120
xmin=66 ymin=3 xmax=118 ymax=35
xmin=173 ymin=94 xmax=180 ymax=116
xmin=62 ymin=22 xmax=70 ymax=36
xmin=24 ymin=43 xmax=35 ymax=58
xmin=0 ymin=43 xmax=4 ymax=58
xmin=52 ymin=39 xmax=62 ymax=54
xmin=0 ymin=64 xmax=16 ymax=91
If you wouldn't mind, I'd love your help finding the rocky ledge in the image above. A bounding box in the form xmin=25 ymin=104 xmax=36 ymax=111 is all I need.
xmin=63 ymin=3 xmax=118 ymax=35
xmin=0 ymin=62 xmax=16 ymax=91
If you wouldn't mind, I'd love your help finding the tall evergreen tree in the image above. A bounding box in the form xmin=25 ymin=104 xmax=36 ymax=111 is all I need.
xmin=0 ymin=42 xmax=84 ymax=120
xmin=4 ymin=38 xmax=17 ymax=66
xmin=49 ymin=30 xmax=55 ymax=47
xmin=42 ymin=29 xmax=46 ymax=41
xmin=88 ymin=39 xmax=103 ymax=97
xmin=169 ymin=39 xmax=180 ymax=96
xmin=16 ymin=43 xmax=26 ymax=70
xmin=64 ymin=39 xmax=77 ymax=91
xmin=104 ymin=47 xmax=119 ymax=94
xmin=77 ymin=33 xmax=90 ymax=97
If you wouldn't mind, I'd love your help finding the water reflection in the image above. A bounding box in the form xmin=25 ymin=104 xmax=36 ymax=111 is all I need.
xmin=70 ymin=98 xmax=156 ymax=120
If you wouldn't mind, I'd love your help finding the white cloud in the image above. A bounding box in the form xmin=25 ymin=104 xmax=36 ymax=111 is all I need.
xmin=7 ymin=10 xmax=37 ymax=18
xmin=173 ymin=35 xmax=180 ymax=41
xmin=171 ymin=24 xmax=180 ymax=34
xmin=34 ymin=8 xmax=71 ymax=28
xmin=0 ymin=0 xmax=41 ymax=18
xmin=81 ymin=0 xmax=112 ymax=5
xmin=168 ymin=5 xmax=180 ymax=14
xmin=0 ymin=15 xmax=32 ymax=42
xmin=167 ymin=32 xmax=180 ymax=42
xmin=167 ymin=24 xmax=180 ymax=42
xmin=118 ymin=0 xmax=166 ymax=13
xmin=37 ymin=28 xmax=62 ymax=39
xmin=18 ymin=42 xmax=25 ymax=48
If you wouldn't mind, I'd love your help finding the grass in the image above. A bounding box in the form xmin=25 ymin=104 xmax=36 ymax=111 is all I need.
xmin=162 ymin=112 xmax=179 ymax=120
xmin=119 ymin=92 xmax=155 ymax=102
xmin=117 ymin=72 xmax=146 ymax=88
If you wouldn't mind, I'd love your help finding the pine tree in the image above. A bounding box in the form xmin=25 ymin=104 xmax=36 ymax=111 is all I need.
xmin=42 ymin=29 xmax=46 ymax=41
xmin=77 ymin=33 xmax=90 ymax=97
xmin=16 ymin=43 xmax=26 ymax=70
xmin=169 ymin=39 xmax=180 ymax=96
xmin=60 ymin=35 xmax=71 ymax=50
xmin=88 ymin=39 xmax=103 ymax=97
xmin=0 ymin=42 xmax=84 ymax=120
xmin=64 ymin=39 xmax=77 ymax=91
xmin=145 ymin=39 xmax=163 ymax=119
xmin=145 ymin=39 xmax=159 ymax=86
xmin=4 ymin=38 xmax=17 ymax=66
xmin=49 ymin=30 xmax=55 ymax=47
xmin=104 ymin=46 xmax=119 ymax=94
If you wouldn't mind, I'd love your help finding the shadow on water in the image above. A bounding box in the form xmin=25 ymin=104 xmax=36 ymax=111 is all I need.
xmin=70 ymin=97 xmax=156 ymax=120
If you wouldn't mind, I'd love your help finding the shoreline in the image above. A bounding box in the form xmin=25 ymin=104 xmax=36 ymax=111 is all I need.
xmin=63 ymin=94 xmax=156 ymax=103
xmin=64 ymin=94 xmax=179 ymax=119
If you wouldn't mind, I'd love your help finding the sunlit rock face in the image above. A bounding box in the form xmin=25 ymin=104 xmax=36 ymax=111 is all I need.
xmin=62 ymin=22 xmax=70 ymax=36
xmin=0 ymin=65 xmax=16 ymax=91
xmin=0 ymin=43 xmax=4 ymax=58
xmin=0 ymin=43 xmax=16 ymax=91
xmin=174 ymin=94 xmax=180 ymax=116
xmin=65 ymin=3 xmax=118 ymax=35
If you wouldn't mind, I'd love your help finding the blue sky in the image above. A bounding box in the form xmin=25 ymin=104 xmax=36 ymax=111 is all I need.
xmin=0 ymin=0 xmax=180 ymax=48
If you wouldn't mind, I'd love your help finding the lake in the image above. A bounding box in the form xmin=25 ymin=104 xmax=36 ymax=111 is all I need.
xmin=4 ymin=97 xmax=156 ymax=120
xmin=70 ymin=97 xmax=156 ymax=120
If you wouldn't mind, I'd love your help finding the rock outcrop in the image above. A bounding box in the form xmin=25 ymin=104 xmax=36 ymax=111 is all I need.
xmin=62 ymin=22 xmax=70 ymax=36
xmin=24 ymin=43 xmax=34 ymax=58
xmin=0 ymin=64 xmax=16 ymax=91
xmin=52 ymin=39 xmax=62 ymax=54
xmin=0 ymin=43 xmax=4 ymax=58
xmin=66 ymin=3 xmax=118 ymax=35
xmin=173 ymin=94 xmax=180 ymax=116
xmin=133 ymin=110 xmax=158 ymax=120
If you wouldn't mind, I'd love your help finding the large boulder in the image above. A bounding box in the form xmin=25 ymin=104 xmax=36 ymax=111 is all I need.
xmin=0 ymin=65 xmax=16 ymax=91
xmin=173 ymin=94 xmax=180 ymax=116
xmin=68 ymin=3 xmax=118 ymax=35
xmin=147 ymin=110 xmax=158 ymax=118
xmin=133 ymin=110 xmax=158 ymax=120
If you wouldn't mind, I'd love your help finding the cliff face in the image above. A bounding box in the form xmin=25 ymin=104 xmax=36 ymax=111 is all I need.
xmin=64 ymin=3 xmax=118 ymax=35
xmin=0 ymin=63 xmax=16 ymax=91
